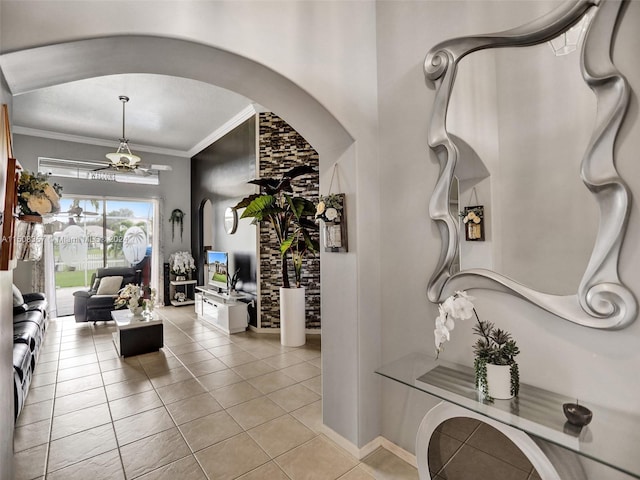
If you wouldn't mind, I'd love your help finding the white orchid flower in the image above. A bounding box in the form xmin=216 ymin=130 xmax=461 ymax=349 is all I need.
xmin=325 ymin=208 xmax=338 ymax=221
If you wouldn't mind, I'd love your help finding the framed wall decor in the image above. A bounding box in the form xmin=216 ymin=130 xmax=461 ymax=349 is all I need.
xmin=316 ymin=193 xmax=348 ymax=252
xmin=461 ymin=205 xmax=484 ymax=241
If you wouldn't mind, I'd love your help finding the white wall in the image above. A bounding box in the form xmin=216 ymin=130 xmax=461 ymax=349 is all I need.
xmin=376 ymin=0 xmax=640 ymax=455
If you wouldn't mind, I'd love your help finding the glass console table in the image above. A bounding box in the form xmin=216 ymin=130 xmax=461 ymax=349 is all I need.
xmin=376 ymin=353 xmax=640 ymax=479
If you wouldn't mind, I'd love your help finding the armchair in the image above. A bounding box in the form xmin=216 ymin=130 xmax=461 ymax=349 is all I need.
xmin=73 ymin=267 xmax=141 ymax=323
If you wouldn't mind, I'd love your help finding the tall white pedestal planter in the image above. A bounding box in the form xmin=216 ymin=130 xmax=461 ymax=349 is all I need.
xmin=279 ymin=286 xmax=306 ymax=347
xmin=485 ymin=363 xmax=514 ymax=400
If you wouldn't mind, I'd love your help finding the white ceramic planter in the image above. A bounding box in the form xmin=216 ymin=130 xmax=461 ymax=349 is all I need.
xmin=485 ymin=363 xmax=514 ymax=399
xmin=279 ymin=286 xmax=306 ymax=347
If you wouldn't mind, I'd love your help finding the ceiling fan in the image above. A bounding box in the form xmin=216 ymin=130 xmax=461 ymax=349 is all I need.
xmin=64 ymin=205 xmax=100 ymax=218
xmin=99 ymin=95 xmax=172 ymax=175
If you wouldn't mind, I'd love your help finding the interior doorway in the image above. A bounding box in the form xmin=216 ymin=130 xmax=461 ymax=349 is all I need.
xmin=49 ymin=196 xmax=157 ymax=316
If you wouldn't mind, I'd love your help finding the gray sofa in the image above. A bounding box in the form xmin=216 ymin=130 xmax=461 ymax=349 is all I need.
xmin=73 ymin=267 xmax=141 ymax=323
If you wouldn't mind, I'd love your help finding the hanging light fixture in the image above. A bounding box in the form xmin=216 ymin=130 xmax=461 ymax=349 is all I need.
xmin=106 ymin=95 xmax=141 ymax=168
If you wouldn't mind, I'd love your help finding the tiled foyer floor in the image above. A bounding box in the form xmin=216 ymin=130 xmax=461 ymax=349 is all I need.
xmin=13 ymin=307 xmax=419 ymax=480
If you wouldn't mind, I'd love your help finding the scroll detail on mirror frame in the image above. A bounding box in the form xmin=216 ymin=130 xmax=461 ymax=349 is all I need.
xmin=425 ymin=0 xmax=637 ymax=329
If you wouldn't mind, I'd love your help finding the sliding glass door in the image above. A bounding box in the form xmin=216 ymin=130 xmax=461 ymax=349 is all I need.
xmin=50 ymin=196 xmax=156 ymax=316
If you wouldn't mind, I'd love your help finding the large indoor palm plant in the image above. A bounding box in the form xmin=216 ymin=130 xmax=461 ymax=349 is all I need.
xmin=234 ymin=165 xmax=319 ymax=288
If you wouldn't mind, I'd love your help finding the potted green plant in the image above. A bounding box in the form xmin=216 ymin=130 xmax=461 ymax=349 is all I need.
xmin=234 ymin=165 xmax=319 ymax=346
xmin=434 ymin=291 xmax=520 ymax=401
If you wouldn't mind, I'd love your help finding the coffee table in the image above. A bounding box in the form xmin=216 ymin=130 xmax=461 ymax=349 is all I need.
xmin=111 ymin=309 xmax=163 ymax=357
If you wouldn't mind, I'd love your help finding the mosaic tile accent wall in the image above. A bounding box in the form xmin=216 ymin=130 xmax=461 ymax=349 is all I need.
xmin=258 ymin=112 xmax=321 ymax=329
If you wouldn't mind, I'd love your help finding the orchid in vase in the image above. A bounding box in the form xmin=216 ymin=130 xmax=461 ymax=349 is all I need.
xmin=115 ymin=284 xmax=156 ymax=315
xmin=435 ymin=291 xmax=520 ymax=401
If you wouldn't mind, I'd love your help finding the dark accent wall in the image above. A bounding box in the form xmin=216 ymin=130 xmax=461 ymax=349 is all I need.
xmin=258 ymin=112 xmax=320 ymax=329
xmin=191 ymin=117 xmax=258 ymax=323
xmin=190 ymin=113 xmax=320 ymax=330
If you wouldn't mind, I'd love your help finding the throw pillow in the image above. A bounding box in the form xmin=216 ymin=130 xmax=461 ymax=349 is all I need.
xmin=96 ymin=276 xmax=124 ymax=295
xmin=12 ymin=284 xmax=24 ymax=307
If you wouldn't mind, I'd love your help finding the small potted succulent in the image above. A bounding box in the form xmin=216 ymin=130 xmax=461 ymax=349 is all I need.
xmin=435 ymin=291 xmax=520 ymax=401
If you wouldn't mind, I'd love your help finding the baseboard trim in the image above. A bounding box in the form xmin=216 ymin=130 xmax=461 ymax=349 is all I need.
xmin=319 ymin=425 xmax=416 ymax=466
xmin=247 ymin=325 xmax=321 ymax=335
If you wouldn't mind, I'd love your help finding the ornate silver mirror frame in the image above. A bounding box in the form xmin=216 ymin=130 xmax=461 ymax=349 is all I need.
xmin=425 ymin=0 xmax=636 ymax=329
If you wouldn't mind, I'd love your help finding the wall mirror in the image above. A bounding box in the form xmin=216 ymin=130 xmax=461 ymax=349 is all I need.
xmin=425 ymin=0 xmax=636 ymax=329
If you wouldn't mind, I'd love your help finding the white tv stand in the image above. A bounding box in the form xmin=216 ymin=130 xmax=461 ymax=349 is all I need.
xmin=195 ymin=286 xmax=248 ymax=335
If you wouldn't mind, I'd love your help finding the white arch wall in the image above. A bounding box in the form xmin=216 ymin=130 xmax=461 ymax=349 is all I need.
xmin=0 ymin=2 xmax=382 ymax=450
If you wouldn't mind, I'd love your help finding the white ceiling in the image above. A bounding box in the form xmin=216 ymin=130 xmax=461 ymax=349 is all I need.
xmin=6 ymin=73 xmax=257 ymax=157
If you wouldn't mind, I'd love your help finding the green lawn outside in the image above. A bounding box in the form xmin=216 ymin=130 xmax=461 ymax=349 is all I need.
xmin=56 ymin=270 xmax=96 ymax=288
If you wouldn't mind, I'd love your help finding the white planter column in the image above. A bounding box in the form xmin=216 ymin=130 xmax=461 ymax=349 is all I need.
xmin=279 ymin=286 xmax=306 ymax=347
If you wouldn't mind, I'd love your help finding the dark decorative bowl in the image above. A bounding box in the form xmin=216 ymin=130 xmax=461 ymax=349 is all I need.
xmin=563 ymin=403 xmax=593 ymax=427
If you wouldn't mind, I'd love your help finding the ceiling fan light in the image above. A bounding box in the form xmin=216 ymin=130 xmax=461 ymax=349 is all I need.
xmin=106 ymin=96 xmax=142 ymax=167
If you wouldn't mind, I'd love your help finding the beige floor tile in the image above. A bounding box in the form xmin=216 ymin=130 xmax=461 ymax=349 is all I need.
xmin=237 ymin=461 xmax=290 ymax=479
xmin=109 ymin=389 xmax=164 ymax=421
xmin=24 ymin=383 xmax=55 ymax=405
xmin=156 ymin=378 xmax=207 ymax=404
xmin=232 ymin=360 xmax=277 ymax=380
xmin=247 ymin=370 xmax=298 ymax=394
xmin=104 ymin=378 xmax=154 ymax=401
xmin=276 ymin=436 xmax=358 ymax=480
xmin=113 ymin=406 xmax=175 ymax=446
xmin=58 ymin=346 xmax=96 ymax=359
xmin=427 ymin=430 xmax=463 ymax=476
xmin=176 ymin=349 xmax=216 ymax=365
xmin=226 ymin=396 xmax=287 ymax=430
xmin=360 ymin=447 xmax=419 ymax=480
xmin=120 ymin=428 xmax=191 ymax=479
xmin=148 ymin=366 xmax=193 ymax=388
xmin=210 ymin=381 xmax=263 ymax=408
xmin=248 ymin=415 xmax=316 ymax=458
xmin=33 ymin=360 xmax=58 ymax=374
xmin=168 ymin=341 xmax=204 ymax=355
xmin=13 ymin=443 xmax=47 ymax=480
xmin=57 ymin=353 xmax=98 ymax=370
xmin=165 ymin=391 xmax=223 ymax=425
xmin=56 ymin=362 xmax=102 ymax=382
xmin=51 ymin=403 xmax=112 ymax=440
xmin=179 ymin=410 xmax=243 ymax=452
xmin=141 ymin=357 xmax=184 ymax=377
xmin=243 ymin=344 xmax=283 ymax=360
xmin=197 ymin=368 xmax=244 ymax=391
xmin=186 ymin=357 xmax=228 ymax=377
xmin=218 ymin=351 xmax=260 ymax=367
xmin=339 ymin=466 xmax=376 ymax=479
xmin=46 ymin=448 xmax=125 ymax=480
xmin=290 ymin=400 xmax=323 ymax=434
xmin=30 ymin=370 xmax=58 ymax=388
xmin=281 ymin=362 xmax=321 ymax=382
xmin=47 ymin=424 xmax=118 ymax=473
xmin=101 ymin=365 xmax=147 ymax=385
xmin=13 ymin=418 xmax=51 ymax=452
xmin=302 ymin=375 xmax=322 ymax=394
xmin=37 ymin=351 xmax=60 ymax=364
xmin=55 ymin=374 xmax=104 ymax=397
xmin=53 ymin=387 xmax=107 ymax=417
xmin=195 ymin=432 xmax=270 ymax=480
xmin=307 ymin=356 xmax=322 ymax=368
xmin=263 ymin=352 xmax=307 ymax=369
xmin=137 ymin=454 xmax=207 ymax=480
xmin=207 ymin=343 xmax=245 ymax=357
xmin=438 ymin=445 xmax=529 ymax=480
xmin=15 ymin=399 xmax=53 ymax=427
xmin=268 ymin=383 xmax=321 ymax=412
xmin=466 ymin=423 xmax=533 ymax=472
xmin=291 ymin=347 xmax=321 ymax=361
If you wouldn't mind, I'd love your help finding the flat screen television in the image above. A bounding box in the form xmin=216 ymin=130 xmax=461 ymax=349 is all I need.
xmin=206 ymin=250 xmax=228 ymax=291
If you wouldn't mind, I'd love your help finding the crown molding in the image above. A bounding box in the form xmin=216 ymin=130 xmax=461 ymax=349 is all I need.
xmin=12 ymin=125 xmax=191 ymax=158
xmin=187 ymin=104 xmax=258 ymax=157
